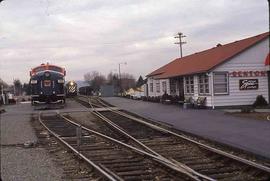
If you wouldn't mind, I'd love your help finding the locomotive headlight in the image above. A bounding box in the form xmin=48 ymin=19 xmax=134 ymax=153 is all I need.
xmin=58 ymin=79 xmax=64 ymax=84
xmin=70 ymin=82 xmax=74 ymax=86
xmin=31 ymin=80 xmax=37 ymax=84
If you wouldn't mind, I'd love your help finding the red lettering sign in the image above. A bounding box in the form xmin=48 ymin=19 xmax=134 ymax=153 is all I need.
xmin=243 ymin=71 xmax=248 ymax=77
xmin=260 ymin=71 xmax=266 ymax=76
xmin=229 ymin=71 xmax=267 ymax=77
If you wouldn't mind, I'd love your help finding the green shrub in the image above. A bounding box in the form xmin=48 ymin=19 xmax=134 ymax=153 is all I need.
xmin=253 ymin=95 xmax=268 ymax=108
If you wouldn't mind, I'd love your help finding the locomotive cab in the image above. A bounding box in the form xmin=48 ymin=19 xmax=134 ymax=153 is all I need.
xmin=30 ymin=63 xmax=66 ymax=105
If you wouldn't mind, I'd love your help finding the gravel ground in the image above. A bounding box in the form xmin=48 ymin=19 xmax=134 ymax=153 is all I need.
xmin=1 ymin=147 xmax=63 ymax=181
xmin=1 ymin=114 xmax=37 ymax=145
xmin=1 ymin=103 xmax=64 ymax=180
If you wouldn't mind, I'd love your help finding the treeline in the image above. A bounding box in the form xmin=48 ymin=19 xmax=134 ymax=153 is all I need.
xmin=0 ymin=78 xmax=30 ymax=96
xmin=83 ymin=71 xmax=144 ymax=92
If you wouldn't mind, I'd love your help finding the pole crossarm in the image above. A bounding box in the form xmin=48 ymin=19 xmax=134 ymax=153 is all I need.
xmin=174 ymin=32 xmax=187 ymax=58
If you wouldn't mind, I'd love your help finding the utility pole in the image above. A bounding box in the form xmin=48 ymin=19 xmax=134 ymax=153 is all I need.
xmin=118 ymin=63 xmax=121 ymax=94
xmin=1 ymin=85 xmax=5 ymax=104
xmin=174 ymin=32 xmax=186 ymax=58
xmin=13 ymin=78 xmax=16 ymax=96
xmin=118 ymin=62 xmax=127 ymax=95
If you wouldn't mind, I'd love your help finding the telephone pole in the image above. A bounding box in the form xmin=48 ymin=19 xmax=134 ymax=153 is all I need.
xmin=174 ymin=32 xmax=186 ymax=58
xmin=118 ymin=62 xmax=127 ymax=95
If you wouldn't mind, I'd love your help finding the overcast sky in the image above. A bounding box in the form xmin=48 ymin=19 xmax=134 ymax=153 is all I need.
xmin=0 ymin=0 xmax=269 ymax=84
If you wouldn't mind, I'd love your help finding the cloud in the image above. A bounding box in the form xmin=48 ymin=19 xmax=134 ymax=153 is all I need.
xmin=0 ymin=0 xmax=268 ymax=84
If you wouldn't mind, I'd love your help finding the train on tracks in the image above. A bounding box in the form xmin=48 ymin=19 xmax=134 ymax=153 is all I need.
xmin=30 ymin=63 xmax=66 ymax=105
xmin=65 ymin=80 xmax=77 ymax=97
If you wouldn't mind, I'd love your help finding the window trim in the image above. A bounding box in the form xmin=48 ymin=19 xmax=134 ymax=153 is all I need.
xmin=162 ymin=81 xmax=167 ymax=93
xmin=156 ymin=81 xmax=160 ymax=93
xmin=184 ymin=76 xmax=194 ymax=95
xmin=213 ymin=71 xmax=229 ymax=95
xmin=149 ymin=83 xmax=153 ymax=92
xmin=198 ymin=74 xmax=210 ymax=96
xmin=169 ymin=79 xmax=176 ymax=94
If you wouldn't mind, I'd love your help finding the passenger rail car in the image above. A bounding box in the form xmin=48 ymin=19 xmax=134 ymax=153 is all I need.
xmin=30 ymin=63 xmax=66 ymax=105
xmin=65 ymin=81 xmax=77 ymax=97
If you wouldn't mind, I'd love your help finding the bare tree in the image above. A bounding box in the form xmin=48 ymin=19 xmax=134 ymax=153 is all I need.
xmin=107 ymin=72 xmax=119 ymax=85
xmin=0 ymin=78 xmax=8 ymax=88
xmin=84 ymin=71 xmax=97 ymax=86
xmin=120 ymin=73 xmax=136 ymax=91
xmin=22 ymin=83 xmax=31 ymax=95
xmin=13 ymin=79 xmax=22 ymax=96
xmin=84 ymin=71 xmax=106 ymax=92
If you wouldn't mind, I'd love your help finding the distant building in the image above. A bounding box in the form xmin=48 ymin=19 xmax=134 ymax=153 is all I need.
xmin=100 ymin=85 xmax=117 ymax=97
xmin=124 ymin=86 xmax=145 ymax=99
xmin=145 ymin=32 xmax=269 ymax=108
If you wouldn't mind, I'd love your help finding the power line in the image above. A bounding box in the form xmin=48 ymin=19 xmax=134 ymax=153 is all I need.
xmin=174 ymin=32 xmax=186 ymax=58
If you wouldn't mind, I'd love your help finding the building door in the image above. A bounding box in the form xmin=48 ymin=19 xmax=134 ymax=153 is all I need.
xmin=178 ymin=77 xmax=184 ymax=101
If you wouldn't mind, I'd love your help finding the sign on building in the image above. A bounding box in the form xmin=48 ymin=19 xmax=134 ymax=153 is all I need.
xmin=230 ymin=71 xmax=267 ymax=77
xmin=239 ymin=79 xmax=258 ymax=90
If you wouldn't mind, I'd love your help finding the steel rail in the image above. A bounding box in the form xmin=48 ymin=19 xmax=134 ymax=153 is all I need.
xmin=79 ymin=96 xmax=216 ymax=181
xmin=88 ymin=98 xmax=165 ymax=157
xmin=59 ymin=113 xmax=204 ymax=181
xmin=38 ymin=112 xmax=119 ymax=181
xmin=88 ymin=104 xmax=216 ymax=181
xmin=96 ymin=97 xmax=270 ymax=174
xmin=77 ymin=97 xmax=103 ymax=108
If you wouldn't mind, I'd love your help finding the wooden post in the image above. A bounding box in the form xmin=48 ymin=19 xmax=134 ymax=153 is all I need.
xmin=76 ymin=126 xmax=82 ymax=149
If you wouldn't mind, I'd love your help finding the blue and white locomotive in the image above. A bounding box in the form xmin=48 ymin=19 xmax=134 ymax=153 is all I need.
xmin=30 ymin=63 xmax=66 ymax=105
xmin=65 ymin=81 xmax=77 ymax=97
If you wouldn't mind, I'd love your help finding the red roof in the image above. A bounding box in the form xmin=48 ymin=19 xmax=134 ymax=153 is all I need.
xmin=265 ymin=53 xmax=270 ymax=66
xmin=148 ymin=32 xmax=269 ymax=78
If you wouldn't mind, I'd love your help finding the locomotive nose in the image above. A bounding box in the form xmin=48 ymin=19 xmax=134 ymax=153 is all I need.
xmin=44 ymin=71 xmax=50 ymax=77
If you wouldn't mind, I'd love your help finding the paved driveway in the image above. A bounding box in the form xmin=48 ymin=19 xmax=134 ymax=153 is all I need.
xmin=102 ymin=97 xmax=270 ymax=159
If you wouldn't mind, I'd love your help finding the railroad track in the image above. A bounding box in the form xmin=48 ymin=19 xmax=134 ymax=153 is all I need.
xmin=38 ymin=112 xmax=220 ymax=180
xmin=75 ymin=95 xmax=270 ymax=181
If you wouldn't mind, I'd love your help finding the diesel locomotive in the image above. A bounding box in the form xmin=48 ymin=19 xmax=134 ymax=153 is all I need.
xmin=30 ymin=63 xmax=66 ymax=105
xmin=65 ymin=80 xmax=77 ymax=97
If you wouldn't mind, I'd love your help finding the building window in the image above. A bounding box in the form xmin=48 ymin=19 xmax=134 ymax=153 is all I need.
xmin=170 ymin=79 xmax=176 ymax=94
xmin=185 ymin=76 xmax=194 ymax=94
xmin=162 ymin=81 xmax=167 ymax=93
xmin=213 ymin=72 xmax=228 ymax=94
xmin=156 ymin=81 xmax=160 ymax=93
xmin=198 ymin=74 xmax=210 ymax=94
xmin=150 ymin=83 xmax=153 ymax=92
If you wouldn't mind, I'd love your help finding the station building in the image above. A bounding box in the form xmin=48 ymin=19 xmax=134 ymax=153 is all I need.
xmin=145 ymin=32 xmax=270 ymax=108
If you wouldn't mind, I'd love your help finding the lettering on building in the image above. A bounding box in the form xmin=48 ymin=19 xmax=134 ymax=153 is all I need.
xmin=229 ymin=71 xmax=267 ymax=77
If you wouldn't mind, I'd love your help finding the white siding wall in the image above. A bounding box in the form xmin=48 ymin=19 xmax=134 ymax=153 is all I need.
xmin=211 ymin=38 xmax=269 ymax=106
xmin=143 ymin=84 xmax=148 ymax=97
xmin=161 ymin=79 xmax=170 ymax=94
xmin=183 ymin=75 xmax=213 ymax=107
xmin=147 ymin=78 xmax=170 ymax=97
